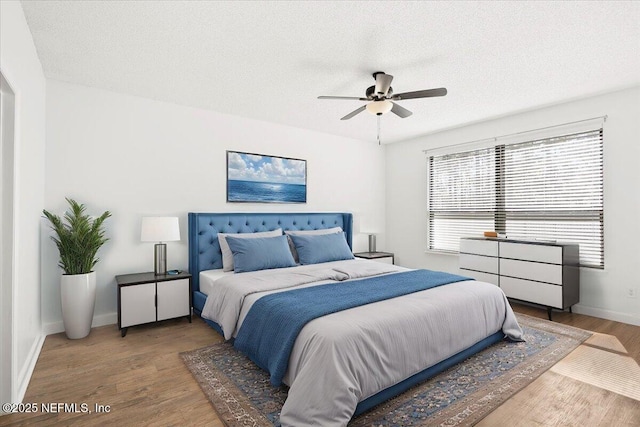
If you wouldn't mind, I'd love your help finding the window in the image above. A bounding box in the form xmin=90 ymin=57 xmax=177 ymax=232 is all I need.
xmin=427 ymin=128 xmax=604 ymax=268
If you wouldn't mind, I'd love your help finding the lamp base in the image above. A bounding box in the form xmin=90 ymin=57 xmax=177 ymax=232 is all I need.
xmin=368 ymin=235 xmax=377 ymax=253
xmin=154 ymin=243 xmax=167 ymax=275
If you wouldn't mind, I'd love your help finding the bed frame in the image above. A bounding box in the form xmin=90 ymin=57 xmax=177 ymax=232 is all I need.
xmin=187 ymin=211 xmax=502 ymax=417
xmin=188 ymin=212 xmax=353 ymax=327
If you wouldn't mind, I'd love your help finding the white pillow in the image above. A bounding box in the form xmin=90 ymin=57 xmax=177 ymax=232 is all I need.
xmin=218 ymin=228 xmax=282 ymax=271
xmin=285 ymin=226 xmax=342 ymax=237
xmin=285 ymin=227 xmax=343 ymax=262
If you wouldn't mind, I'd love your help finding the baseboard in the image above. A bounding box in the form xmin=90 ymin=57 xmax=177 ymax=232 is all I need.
xmin=42 ymin=312 xmax=118 ymax=336
xmin=573 ymin=304 xmax=640 ymax=327
xmin=16 ymin=333 xmax=45 ymax=403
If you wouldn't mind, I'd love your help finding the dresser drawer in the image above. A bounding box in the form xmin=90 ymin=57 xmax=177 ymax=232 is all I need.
xmin=500 ymin=276 xmax=563 ymax=308
xmin=460 ymin=239 xmax=499 ymax=257
xmin=499 ymin=242 xmax=562 ymax=264
xmin=500 ymin=258 xmax=562 ymax=285
xmin=461 ymin=269 xmax=499 ymax=286
xmin=460 ymin=253 xmax=499 ymax=274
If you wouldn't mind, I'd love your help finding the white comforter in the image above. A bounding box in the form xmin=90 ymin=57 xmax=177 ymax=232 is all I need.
xmin=201 ymin=259 xmax=523 ymax=427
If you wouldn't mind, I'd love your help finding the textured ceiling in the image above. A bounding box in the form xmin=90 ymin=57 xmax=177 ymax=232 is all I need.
xmin=20 ymin=1 xmax=640 ymax=144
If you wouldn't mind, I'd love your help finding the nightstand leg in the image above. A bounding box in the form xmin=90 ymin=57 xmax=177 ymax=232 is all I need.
xmin=187 ymin=315 xmax=192 ymax=324
xmin=547 ymin=307 xmax=553 ymax=321
xmin=121 ymin=328 xmax=128 ymax=338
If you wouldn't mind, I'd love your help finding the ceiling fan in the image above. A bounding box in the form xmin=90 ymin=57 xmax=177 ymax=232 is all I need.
xmin=318 ymin=71 xmax=447 ymax=120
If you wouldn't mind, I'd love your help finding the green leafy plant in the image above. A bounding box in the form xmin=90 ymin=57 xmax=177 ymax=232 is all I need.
xmin=43 ymin=198 xmax=112 ymax=275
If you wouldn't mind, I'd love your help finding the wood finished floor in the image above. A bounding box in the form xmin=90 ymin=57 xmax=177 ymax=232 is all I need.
xmin=512 ymin=303 xmax=640 ymax=362
xmin=1 ymin=303 xmax=639 ymax=426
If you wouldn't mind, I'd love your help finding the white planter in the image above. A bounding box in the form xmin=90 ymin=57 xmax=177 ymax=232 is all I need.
xmin=61 ymin=271 xmax=96 ymax=339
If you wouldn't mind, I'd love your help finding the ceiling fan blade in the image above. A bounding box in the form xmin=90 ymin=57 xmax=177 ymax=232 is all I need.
xmin=340 ymin=105 xmax=366 ymax=120
xmin=374 ymin=73 xmax=393 ymax=97
xmin=318 ymin=96 xmax=368 ymax=101
xmin=391 ymin=88 xmax=447 ymax=100
xmin=391 ymin=102 xmax=413 ymax=118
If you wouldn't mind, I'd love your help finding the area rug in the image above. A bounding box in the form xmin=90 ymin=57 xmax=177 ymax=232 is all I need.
xmin=180 ymin=314 xmax=592 ymax=426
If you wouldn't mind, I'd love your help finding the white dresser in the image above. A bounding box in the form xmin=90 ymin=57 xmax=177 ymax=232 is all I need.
xmin=459 ymin=238 xmax=579 ymax=320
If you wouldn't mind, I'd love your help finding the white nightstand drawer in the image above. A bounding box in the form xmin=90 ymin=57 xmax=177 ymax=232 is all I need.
xmin=461 ymin=269 xmax=499 ymax=286
xmin=460 ymin=239 xmax=499 ymax=257
xmin=371 ymin=256 xmax=393 ymax=265
xmin=157 ymin=278 xmax=190 ymax=321
xmin=499 ymin=242 xmax=562 ymax=264
xmin=500 ymin=276 xmax=563 ymax=308
xmin=500 ymin=258 xmax=562 ymax=285
xmin=460 ymin=253 xmax=499 ymax=274
xmin=121 ymin=283 xmax=156 ymax=328
xmin=353 ymin=252 xmax=394 ymax=265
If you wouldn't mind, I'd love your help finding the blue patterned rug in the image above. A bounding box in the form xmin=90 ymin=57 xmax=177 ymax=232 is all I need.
xmin=181 ymin=314 xmax=591 ymax=426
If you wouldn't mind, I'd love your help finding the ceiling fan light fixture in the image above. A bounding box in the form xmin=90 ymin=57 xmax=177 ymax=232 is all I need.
xmin=366 ymin=100 xmax=393 ymax=116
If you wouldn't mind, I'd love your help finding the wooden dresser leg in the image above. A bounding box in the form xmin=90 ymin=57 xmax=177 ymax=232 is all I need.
xmin=547 ymin=307 xmax=553 ymax=321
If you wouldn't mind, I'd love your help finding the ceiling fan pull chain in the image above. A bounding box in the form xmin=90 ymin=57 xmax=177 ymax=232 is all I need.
xmin=377 ymin=116 xmax=381 ymax=145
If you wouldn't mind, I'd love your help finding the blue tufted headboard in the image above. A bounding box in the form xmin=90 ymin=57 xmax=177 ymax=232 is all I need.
xmin=188 ymin=212 xmax=353 ymax=292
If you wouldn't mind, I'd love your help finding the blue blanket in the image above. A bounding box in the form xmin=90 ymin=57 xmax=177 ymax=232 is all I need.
xmin=233 ymin=269 xmax=471 ymax=386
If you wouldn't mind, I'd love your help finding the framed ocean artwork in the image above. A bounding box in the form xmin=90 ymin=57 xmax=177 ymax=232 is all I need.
xmin=226 ymin=151 xmax=307 ymax=203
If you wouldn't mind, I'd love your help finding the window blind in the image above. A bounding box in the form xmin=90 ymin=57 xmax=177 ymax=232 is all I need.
xmin=427 ymin=128 xmax=604 ymax=268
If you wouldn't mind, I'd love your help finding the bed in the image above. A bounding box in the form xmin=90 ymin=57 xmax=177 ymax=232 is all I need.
xmin=188 ymin=212 xmax=523 ymax=426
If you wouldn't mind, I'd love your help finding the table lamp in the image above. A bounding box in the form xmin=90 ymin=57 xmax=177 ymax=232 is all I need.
xmin=358 ymin=216 xmax=379 ymax=253
xmin=141 ymin=217 xmax=180 ymax=275
xmin=366 ymin=233 xmax=377 ymax=253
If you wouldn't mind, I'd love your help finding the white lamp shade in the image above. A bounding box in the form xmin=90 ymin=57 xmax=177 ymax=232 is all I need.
xmin=358 ymin=216 xmax=379 ymax=235
xmin=366 ymin=100 xmax=393 ymax=115
xmin=141 ymin=217 xmax=180 ymax=242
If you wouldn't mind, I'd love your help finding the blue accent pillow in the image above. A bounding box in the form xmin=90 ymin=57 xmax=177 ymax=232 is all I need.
xmin=288 ymin=232 xmax=354 ymax=265
xmin=225 ymin=235 xmax=296 ymax=273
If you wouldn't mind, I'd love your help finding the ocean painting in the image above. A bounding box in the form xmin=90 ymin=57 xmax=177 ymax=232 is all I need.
xmin=227 ymin=151 xmax=307 ymax=203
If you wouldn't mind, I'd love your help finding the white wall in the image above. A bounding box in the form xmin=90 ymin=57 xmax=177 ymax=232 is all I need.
xmin=386 ymin=87 xmax=640 ymax=326
xmin=0 ymin=1 xmax=47 ymax=404
xmin=43 ymin=80 xmax=386 ymax=332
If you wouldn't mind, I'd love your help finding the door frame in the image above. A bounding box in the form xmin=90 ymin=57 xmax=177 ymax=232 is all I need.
xmin=1 ymin=70 xmax=17 ymax=410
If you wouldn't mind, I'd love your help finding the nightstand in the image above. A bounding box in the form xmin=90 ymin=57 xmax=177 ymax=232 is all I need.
xmin=115 ymin=271 xmax=192 ymax=337
xmin=354 ymin=252 xmax=395 ymax=265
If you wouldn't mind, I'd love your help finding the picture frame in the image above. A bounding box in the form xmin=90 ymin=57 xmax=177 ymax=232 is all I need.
xmin=226 ymin=151 xmax=307 ymax=203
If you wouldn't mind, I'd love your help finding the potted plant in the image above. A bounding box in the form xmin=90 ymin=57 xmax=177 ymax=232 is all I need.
xmin=43 ymin=198 xmax=111 ymax=339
